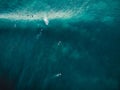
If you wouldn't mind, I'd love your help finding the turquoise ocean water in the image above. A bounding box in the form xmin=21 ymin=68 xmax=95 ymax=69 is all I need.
xmin=0 ymin=0 xmax=120 ymax=90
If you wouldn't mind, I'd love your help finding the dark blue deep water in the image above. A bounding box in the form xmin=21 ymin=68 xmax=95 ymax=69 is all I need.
xmin=0 ymin=0 xmax=120 ymax=90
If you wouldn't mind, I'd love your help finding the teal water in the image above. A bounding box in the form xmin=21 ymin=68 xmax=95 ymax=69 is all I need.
xmin=0 ymin=0 xmax=120 ymax=90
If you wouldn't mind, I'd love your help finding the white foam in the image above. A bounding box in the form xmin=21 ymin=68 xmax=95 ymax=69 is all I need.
xmin=43 ymin=16 xmax=49 ymax=25
xmin=55 ymin=73 xmax=62 ymax=77
xmin=0 ymin=10 xmax=73 ymax=21
xmin=0 ymin=0 xmax=90 ymax=21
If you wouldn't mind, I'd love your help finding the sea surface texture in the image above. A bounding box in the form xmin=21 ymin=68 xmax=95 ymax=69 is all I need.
xmin=0 ymin=0 xmax=120 ymax=90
